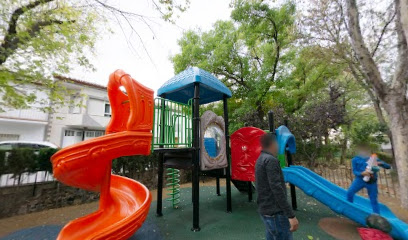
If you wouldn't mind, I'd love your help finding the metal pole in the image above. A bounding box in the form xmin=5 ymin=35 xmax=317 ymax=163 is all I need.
xmin=223 ymin=95 xmax=232 ymax=213
xmin=192 ymin=83 xmax=200 ymax=231
xmin=156 ymin=97 xmax=166 ymax=217
xmin=284 ymin=119 xmax=297 ymax=210
xmin=268 ymin=111 xmax=274 ymax=133
xmin=248 ymin=181 xmax=253 ymax=202
xmin=286 ymin=151 xmax=297 ymax=210
xmin=216 ymin=176 xmax=221 ymax=196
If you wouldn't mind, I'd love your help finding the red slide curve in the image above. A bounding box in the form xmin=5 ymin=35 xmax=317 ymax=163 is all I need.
xmin=51 ymin=70 xmax=154 ymax=240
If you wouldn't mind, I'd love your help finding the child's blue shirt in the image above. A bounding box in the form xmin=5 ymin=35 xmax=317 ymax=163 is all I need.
xmin=351 ymin=155 xmax=391 ymax=181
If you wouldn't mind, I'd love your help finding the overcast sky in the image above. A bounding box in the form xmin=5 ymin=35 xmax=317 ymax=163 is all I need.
xmin=70 ymin=0 xmax=231 ymax=92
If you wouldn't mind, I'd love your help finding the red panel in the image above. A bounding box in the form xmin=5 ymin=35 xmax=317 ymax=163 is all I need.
xmin=231 ymin=127 xmax=265 ymax=181
xmin=358 ymin=228 xmax=392 ymax=240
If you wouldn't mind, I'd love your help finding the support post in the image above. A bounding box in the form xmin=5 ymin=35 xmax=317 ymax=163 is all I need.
xmin=268 ymin=111 xmax=274 ymax=133
xmin=248 ymin=181 xmax=253 ymax=202
xmin=216 ymin=176 xmax=221 ymax=196
xmin=156 ymin=153 xmax=164 ymax=216
xmin=223 ymin=95 xmax=232 ymax=213
xmin=284 ymin=119 xmax=297 ymax=211
xmin=156 ymin=97 xmax=166 ymax=217
xmin=192 ymin=83 xmax=200 ymax=232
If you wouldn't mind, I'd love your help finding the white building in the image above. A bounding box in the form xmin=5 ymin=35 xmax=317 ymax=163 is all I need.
xmin=0 ymin=86 xmax=49 ymax=142
xmin=0 ymin=76 xmax=112 ymax=147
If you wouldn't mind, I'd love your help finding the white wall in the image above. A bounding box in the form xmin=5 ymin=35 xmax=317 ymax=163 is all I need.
xmin=48 ymin=82 xmax=111 ymax=147
xmin=0 ymin=119 xmax=46 ymax=142
xmin=0 ymin=85 xmax=49 ymax=122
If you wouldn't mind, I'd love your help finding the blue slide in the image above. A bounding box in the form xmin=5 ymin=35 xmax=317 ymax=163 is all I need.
xmin=282 ymin=166 xmax=408 ymax=240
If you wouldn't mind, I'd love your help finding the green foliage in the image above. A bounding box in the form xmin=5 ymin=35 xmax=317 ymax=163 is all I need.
xmin=112 ymin=153 xmax=159 ymax=178
xmin=37 ymin=147 xmax=59 ymax=173
xmin=0 ymin=150 xmax=6 ymax=175
xmin=171 ymin=0 xmax=380 ymax=165
xmin=155 ymin=0 xmax=190 ymax=22
xmin=377 ymin=152 xmax=393 ymax=164
xmin=7 ymin=148 xmax=37 ymax=178
xmin=0 ymin=148 xmax=59 ymax=179
xmin=0 ymin=0 xmax=99 ymax=111
xmin=172 ymin=1 xmax=297 ymax=126
xmin=350 ymin=110 xmax=388 ymax=149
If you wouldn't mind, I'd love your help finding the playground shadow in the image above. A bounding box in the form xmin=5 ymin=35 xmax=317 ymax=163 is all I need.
xmin=0 ymin=221 xmax=163 ymax=240
xmin=1 ymin=185 xmax=359 ymax=240
xmin=147 ymin=186 xmax=339 ymax=240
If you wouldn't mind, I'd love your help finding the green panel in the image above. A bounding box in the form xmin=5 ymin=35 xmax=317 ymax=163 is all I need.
xmin=278 ymin=154 xmax=286 ymax=168
xmin=152 ymin=97 xmax=193 ymax=150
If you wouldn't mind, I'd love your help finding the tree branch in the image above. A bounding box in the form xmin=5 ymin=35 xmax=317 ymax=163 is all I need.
xmin=371 ymin=10 xmax=396 ymax=57
xmin=1 ymin=19 xmax=74 ymax=65
xmin=392 ymin=0 xmax=408 ymax=93
xmin=345 ymin=0 xmax=388 ymax=98
xmin=400 ymin=0 xmax=408 ymax=43
xmin=0 ymin=0 xmax=55 ymax=65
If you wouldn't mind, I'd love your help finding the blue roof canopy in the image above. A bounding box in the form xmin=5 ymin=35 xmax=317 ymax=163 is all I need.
xmin=157 ymin=67 xmax=232 ymax=104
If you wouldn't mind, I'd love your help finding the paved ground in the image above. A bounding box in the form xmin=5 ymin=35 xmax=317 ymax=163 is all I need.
xmin=0 ymin=179 xmax=407 ymax=240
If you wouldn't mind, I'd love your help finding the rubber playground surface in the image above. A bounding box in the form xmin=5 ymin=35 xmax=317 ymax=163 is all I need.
xmin=1 ymin=184 xmax=354 ymax=240
xmin=150 ymin=186 xmax=339 ymax=240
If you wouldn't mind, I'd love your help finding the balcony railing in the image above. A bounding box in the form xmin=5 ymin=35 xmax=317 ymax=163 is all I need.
xmin=0 ymin=109 xmax=48 ymax=122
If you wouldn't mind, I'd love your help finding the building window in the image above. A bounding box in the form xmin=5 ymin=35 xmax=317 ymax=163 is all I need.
xmin=76 ymin=131 xmax=83 ymax=137
xmin=85 ymin=131 xmax=95 ymax=138
xmin=65 ymin=130 xmax=75 ymax=136
xmin=85 ymin=131 xmax=104 ymax=138
xmin=68 ymin=95 xmax=81 ymax=114
xmin=95 ymin=131 xmax=104 ymax=137
xmin=104 ymin=103 xmax=111 ymax=117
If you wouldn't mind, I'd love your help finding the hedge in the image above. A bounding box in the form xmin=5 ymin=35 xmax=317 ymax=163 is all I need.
xmin=0 ymin=148 xmax=59 ymax=176
xmin=0 ymin=148 xmax=161 ymax=180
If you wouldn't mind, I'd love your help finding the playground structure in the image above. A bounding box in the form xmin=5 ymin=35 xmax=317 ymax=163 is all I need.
xmin=51 ymin=70 xmax=153 ymax=240
xmin=230 ymin=112 xmax=408 ymax=240
xmin=153 ymin=67 xmax=233 ymax=231
xmin=49 ymin=67 xmax=408 ymax=240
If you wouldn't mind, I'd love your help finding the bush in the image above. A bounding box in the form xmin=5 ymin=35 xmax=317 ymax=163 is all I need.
xmin=0 ymin=150 xmax=6 ymax=175
xmin=0 ymin=148 xmax=59 ymax=177
xmin=112 ymin=153 xmax=159 ymax=178
xmin=37 ymin=148 xmax=59 ymax=173
xmin=7 ymin=148 xmax=37 ymax=179
xmin=376 ymin=152 xmax=393 ymax=164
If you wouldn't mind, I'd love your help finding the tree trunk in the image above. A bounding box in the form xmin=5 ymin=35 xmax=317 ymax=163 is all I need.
xmin=346 ymin=0 xmax=408 ymax=209
xmin=340 ymin=125 xmax=350 ymax=165
xmin=384 ymin=98 xmax=408 ymax=208
xmin=389 ymin=121 xmax=408 ymax=208
xmin=400 ymin=0 xmax=408 ymax=42
xmin=324 ymin=132 xmax=332 ymax=162
xmin=370 ymin=94 xmax=395 ymax=157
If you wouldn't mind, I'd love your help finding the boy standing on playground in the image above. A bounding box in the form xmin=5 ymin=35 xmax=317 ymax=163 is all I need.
xmin=255 ymin=133 xmax=299 ymax=240
xmin=347 ymin=144 xmax=391 ymax=214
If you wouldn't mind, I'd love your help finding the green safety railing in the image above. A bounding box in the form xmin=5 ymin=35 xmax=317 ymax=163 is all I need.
xmin=152 ymin=97 xmax=193 ymax=150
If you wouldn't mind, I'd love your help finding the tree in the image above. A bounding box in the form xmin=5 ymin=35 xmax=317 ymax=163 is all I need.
xmin=345 ymin=0 xmax=408 ymax=208
xmin=172 ymin=1 xmax=354 ymax=163
xmin=7 ymin=148 xmax=36 ymax=183
xmin=0 ymin=0 xmax=190 ymax=112
xmin=172 ymin=1 xmax=297 ymax=123
xmin=302 ymin=0 xmax=396 ymax=150
xmin=0 ymin=0 xmax=99 ymax=111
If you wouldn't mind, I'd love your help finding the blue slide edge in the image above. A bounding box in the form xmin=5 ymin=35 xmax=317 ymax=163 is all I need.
xmin=282 ymin=166 xmax=408 ymax=240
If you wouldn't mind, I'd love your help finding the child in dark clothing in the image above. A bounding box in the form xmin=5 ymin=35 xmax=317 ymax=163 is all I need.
xmin=347 ymin=144 xmax=391 ymax=214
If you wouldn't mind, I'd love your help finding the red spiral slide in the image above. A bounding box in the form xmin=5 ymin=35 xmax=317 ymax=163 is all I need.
xmin=51 ymin=70 xmax=154 ymax=240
